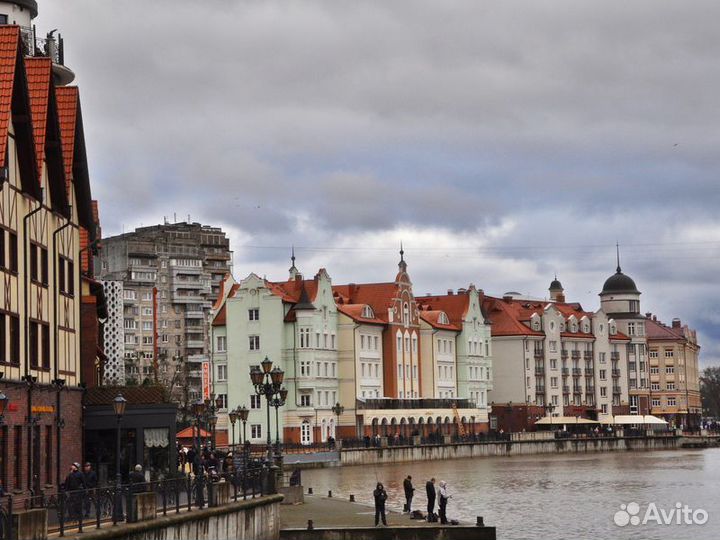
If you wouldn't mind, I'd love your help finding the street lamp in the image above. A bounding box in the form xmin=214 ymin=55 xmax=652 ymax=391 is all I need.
xmin=331 ymin=402 xmax=344 ymax=441
xmin=192 ymin=399 xmax=206 ymax=508
xmin=237 ymin=405 xmax=250 ymax=473
xmin=112 ymin=393 xmax=127 ymax=523
xmin=271 ymin=387 xmax=289 ymax=461
xmin=229 ymin=409 xmax=238 ymax=451
xmin=250 ymin=357 xmax=284 ymax=463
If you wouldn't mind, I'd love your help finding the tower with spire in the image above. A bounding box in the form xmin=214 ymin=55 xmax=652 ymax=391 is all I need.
xmin=548 ymin=275 xmax=565 ymax=302
xmin=288 ymin=246 xmax=301 ymax=280
xmin=0 ymin=0 xmax=75 ymax=85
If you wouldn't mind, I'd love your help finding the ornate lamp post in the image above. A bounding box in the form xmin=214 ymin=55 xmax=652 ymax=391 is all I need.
xmin=112 ymin=393 xmax=127 ymax=523
xmin=250 ymin=357 xmax=284 ymax=463
xmin=237 ymin=405 xmax=249 ymax=473
xmin=331 ymin=402 xmax=344 ymax=441
xmin=192 ymin=399 xmax=206 ymax=507
xmin=271 ymin=387 xmax=289 ymax=460
xmin=229 ymin=409 xmax=238 ymax=451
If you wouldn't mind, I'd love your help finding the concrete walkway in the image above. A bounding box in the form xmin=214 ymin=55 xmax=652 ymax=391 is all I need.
xmin=281 ymin=494 xmax=456 ymax=529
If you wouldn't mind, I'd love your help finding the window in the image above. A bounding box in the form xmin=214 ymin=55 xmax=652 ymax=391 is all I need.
xmin=142 ymin=336 xmax=153 ymax=345
xmin=627 ymin=322 xmax=636 ymax=336
xmin=142 ymin=321 xmax=152 ymax=331
xmin=142 ymin=307 xmax=153 ymax=316
xmin=300 ymin=394 xmax=311 ymax=407
xmin=666 ymin=383 xmax=675 ymax=390
xmin=601 ymin=404 xmax=608 ymax=414
xmin=551 ymin=377 xmax=558 ymax=388
xmin=549 ymin=341 xmax=557 ymax=353
xmin=41 ymin=323 xmax=49 ymax=369
xmin=649 ymin=350 xmax=659 ymax=359
xmin=300 ymin=421 xmax=312 ymax=445
xmin=124 ymin=289 xmax=136 ymax=300
xmin=249 ymin=308 xmax=259 ymax=321
xmin=216 ymin=393 xmax=227 ymax=409
xmin=600 ymin=386 xmax=607 ymax=397
xmin=665 ymin=350 xmax=674 ymax=358
xmin=652 ymin=398 xmax=661 ymax=407
xmin=599 ymin=369 xmax=606 ymax=381
xmin=142 ymin=292 xmax=153 ymax=301
xmin=216 ymin=336 xmax=226 ymax=352
xmin=251 ymin=424 xmax=262 ymax=439
xmin=29 ymin=321 xmax=39 ymax=368
xmin=362 ymin=305 xmax=374 ymax=319
xmin=666 ymin=366 xmax=674 ymax=374
xmin=250 ymin=395 xmax=262 ymax=409
xmin=249 ymin=335 xmax=260 ymax=350
xmin=667 ymin=397 xmax=677 ymax=406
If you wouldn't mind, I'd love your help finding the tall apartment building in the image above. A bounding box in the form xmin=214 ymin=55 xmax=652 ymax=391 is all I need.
xmin=645 ymin=314 xmax=701 ymax=429
xmin=1 ymin=3 xmax=100 ymax=495
xmin=96 ymin=222 xmax=231 ymax=409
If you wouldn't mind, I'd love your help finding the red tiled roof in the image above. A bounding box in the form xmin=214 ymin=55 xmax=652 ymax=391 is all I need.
xmin=416 ymin=293 xmax=470 ymax=325
xmin=177 ymin=426 xmax=210 ymax=439
xmin=24 ymin=57 xmax=51 ymax=176
xmin=336 ymin=303 xmax=385 ymax=325
xmin=212 ymin=304 xmax=227 ymax=327
xmin=645 ymin=317 xmax=684 ymax=341
xmin=267 ymin=277 xmax=318 ymax=304
xmin=482 ymin=296 xmax=544 ymax=337
xmin=0 ymin=26 xmax=21 ymax=168
xmin=333 ymin=282 xmax=398 ymax=323
xmin=55 ymin=85 xmax=78 ymax=190
xmin=419 ymin=310 xmax=461 ymax=331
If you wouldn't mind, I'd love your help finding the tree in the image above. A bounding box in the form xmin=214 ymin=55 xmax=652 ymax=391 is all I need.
xmin=700 ymin=367 xmax=720 ymax=418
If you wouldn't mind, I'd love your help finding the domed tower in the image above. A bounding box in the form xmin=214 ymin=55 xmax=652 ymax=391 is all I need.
xmin=599 ymin=244 xmax=648 ymax=415
xmin=549 ymin=276 xmax=565 ymax=302
xmin=0 ymin=0 xmax=75 ymax=86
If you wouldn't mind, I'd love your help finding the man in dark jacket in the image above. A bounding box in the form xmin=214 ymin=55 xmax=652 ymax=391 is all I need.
xmin=63 ymin=463 xmax=85 ymax=520
xmin=82 ymin=463 xmax=98 ymax=517
xmin=373 ymin=482 xmax=388 ymax=526
xmin=129 ymin=465 xmax=146 ymax=493
xmin=426 ymin=478 xmax=436 ymax=520
xmin=403 ymin=475 xmax=415 ymax=512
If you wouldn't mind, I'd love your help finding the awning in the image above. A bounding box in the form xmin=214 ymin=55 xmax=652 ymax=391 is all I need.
xmin=612 ymin=415 xmax=668 ymax=425
xmin=177 ymin=426 xmax=210 ymax=439
xmin=535 ymin=416 xmax=600 ymax=425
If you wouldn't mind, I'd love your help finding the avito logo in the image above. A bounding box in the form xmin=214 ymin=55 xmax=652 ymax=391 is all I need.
xmin=614 ymin=502 xmax=709 ymax=527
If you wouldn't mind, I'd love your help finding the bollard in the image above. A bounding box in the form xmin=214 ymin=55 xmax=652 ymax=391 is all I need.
xmin=328 ymin=490 xmax=333 ymax=498
xmin=308 ymin=487 xmax=313 ymax=495
xmin=349 ymin=494 xmax=355 ymax=502
xmin=307 ymin=519 xmax=314 ymax=530
xmin=476 ymin=516 xmax=484 ymax=527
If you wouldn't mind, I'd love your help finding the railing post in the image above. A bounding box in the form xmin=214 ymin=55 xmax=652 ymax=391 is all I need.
xmin=175 ymin=478 xmax=181 ymax=514
xmin=95 ymin=488 xmax=102 ymax=529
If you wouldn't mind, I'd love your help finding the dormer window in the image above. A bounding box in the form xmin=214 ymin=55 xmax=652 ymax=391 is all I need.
xmin=362 ymin=305 xmax=374 ymax=319
xmin=438 ymin=312 xmax=449 ymax=325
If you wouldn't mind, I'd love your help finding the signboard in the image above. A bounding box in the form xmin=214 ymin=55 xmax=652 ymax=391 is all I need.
xmin=32 ymin=406 xmax=55 ymax=414
xmin=202 ymin=361 xmax=211 ymax=400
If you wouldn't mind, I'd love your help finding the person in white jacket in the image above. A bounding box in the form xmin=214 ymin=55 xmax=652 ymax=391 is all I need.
xmin=438 ymin=480 xmax=451 ymax=524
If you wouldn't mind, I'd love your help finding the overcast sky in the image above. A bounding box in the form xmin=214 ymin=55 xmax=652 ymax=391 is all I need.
xmin=39 ymin=1 xmax=720 ymax=366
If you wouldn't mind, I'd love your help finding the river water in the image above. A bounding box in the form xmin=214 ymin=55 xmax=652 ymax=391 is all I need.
xmin=300 ymin=448 xmax=720 ymax=539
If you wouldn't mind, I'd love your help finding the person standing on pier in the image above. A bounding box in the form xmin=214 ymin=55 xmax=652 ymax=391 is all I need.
xmin=426 ymin=477 xmax=436 ymax=520
xmin=373 ymin=482 xmax=388 ymax=526
xmin=403 ymin=475 xmax=415 ymax=512
xmin=438 ymin=480 xmax=451 ymax=524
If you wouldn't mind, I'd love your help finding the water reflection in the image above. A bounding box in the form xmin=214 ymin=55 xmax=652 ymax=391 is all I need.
xmin=299 ymin=449 xmax=719 ymax=540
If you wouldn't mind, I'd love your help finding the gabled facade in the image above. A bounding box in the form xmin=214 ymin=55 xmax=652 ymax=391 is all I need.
xmin=0 ymin=23 xmax=94 ymax=494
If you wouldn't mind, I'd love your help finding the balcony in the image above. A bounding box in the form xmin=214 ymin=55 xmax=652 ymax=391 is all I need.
xmin=612 ymin=369 xmax=621 ymax=378
xmin=583 ymin=351 xmax=593 ymax=360
xmin=612 ymin=386 xmax=622 ymax=395
xmin=571 ymin=351 xmax=581 ymax=360
xmin=584 ymin=368 xmax=594 ymax=376
xmin=572 ymin=368 xmax=582 ymax=376
xmin=356 ymin=398 xmax=477 ymax=410
xmin=561 ymin=367 xmax=569 ymax=376
xmin=535 ymin=387 xmax=546 ymax=396
xmin=573 ymin=387 xmax=582 ymax=394
xmin=533 ymin=350 xmax=545 ymax=359
xmin=562 ymin=385 xmax=570 ymax=394
xmin=188 ymin=370 xmax=202 ymax=379
xmin=186 ymin=340 xmax=205 ymax=349
xmin=586 ymin=385 xmax=595 ymax=394
xmin=185 ymin=310 xmax=205 ymax=319
xmin=534 ymin=367 xmax=545 ymax=375
xmin=611 ymin=352 xmax=620 ymax=361
xmin=561 ymin=350 xmax=568 ymax=359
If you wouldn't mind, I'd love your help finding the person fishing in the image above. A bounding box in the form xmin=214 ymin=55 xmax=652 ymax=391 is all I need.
xmin=438 ymin=480 xmax=452 ymax=524
xmin=373 ymin=482 xmax=388 ymax=527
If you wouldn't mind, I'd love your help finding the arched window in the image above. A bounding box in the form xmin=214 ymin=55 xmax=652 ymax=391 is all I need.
xmin=321 ymin=419 xmax=327 ymax=442
xmin=438 ymin=312 xmax=449 ymax=325
xmin=301 ymin=420 xmax=313 ymax=445
xmin=403 ymin=302 xmax=410 ymax=327
xmin=329 ymin=418 xmax=335 ymax=439
xmin=362 ymin=305 xmax=374 ymax=319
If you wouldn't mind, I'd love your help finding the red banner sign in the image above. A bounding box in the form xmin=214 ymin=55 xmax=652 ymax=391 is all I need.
xmin=202 ymin=361 xmax=211 ymax=399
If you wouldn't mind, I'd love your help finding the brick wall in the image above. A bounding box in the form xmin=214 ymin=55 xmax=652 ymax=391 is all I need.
xmin=0 ymin=382 xmax=82 ymax=494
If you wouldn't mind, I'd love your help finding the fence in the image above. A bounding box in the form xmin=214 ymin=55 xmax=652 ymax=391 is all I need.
xmin=0 ymin=466 xmax=269 ymax=539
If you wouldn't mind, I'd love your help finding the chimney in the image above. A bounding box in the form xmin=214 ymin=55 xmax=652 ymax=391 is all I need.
xmin=645 ymin=312 xmax=652 ymax=319
xmin=447 ymin=289 xmax=454 ymax=295
xmin=458 ymin=288 xmax=467 ymax=295
xmin=653 ymin=315 xmax=657 ymax=321
xmin=672 ymin=318 xmax=681 ymax=328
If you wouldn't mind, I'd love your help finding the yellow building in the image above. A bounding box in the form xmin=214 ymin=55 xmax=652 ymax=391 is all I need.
xmin=646 ymin=314 xmax=701 ymax=429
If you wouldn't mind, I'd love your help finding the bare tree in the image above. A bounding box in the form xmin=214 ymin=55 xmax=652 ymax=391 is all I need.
xmin=700 ymin=367 xmax=720 ymax=418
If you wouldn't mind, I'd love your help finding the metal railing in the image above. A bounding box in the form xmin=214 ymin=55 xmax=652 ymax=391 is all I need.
xmin=0 ymin=466 xmax=268 ymax=539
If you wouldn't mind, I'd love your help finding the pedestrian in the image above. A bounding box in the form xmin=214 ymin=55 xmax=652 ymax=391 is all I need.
xmin=62 ymin=463 xmax=85 ymax=521
xmin=373 ymin=482 xmax=388 ymax=527
xmin=129 ymin=464 xmax=146 ymax=493
xmin=438 ymin=480 xmax=451 ymax=524
xmin=426 ymin=477 xmax=436 ymax=520
xmin=403 ymin=475 xmax=414 ymax=513
xmin=82 ymin=462 xmax=98 ymax=517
